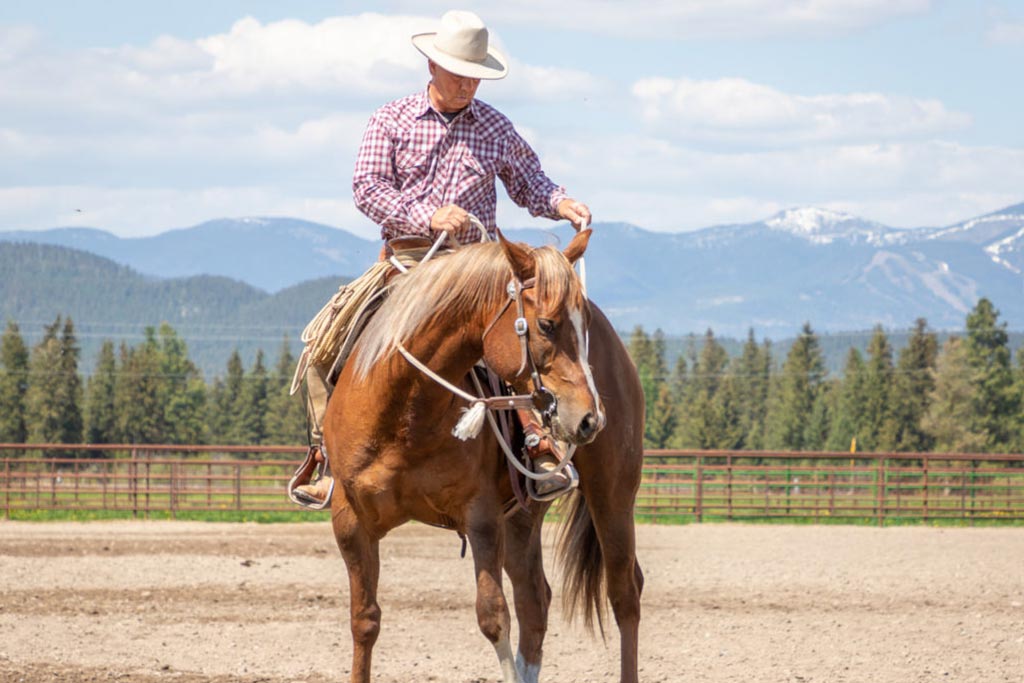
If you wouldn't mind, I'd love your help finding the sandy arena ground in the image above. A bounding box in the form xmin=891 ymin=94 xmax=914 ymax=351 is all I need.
xmin=0 ymin=520 xmax=1022 ymax=683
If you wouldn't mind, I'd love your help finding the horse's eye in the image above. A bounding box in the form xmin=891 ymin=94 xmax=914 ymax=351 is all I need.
xmin=537 ymin=318 xmax=556 ymax=337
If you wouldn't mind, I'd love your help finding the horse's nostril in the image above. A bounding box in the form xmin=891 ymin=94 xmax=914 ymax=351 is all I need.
xmin=578 ymin=413 xmax=598 ymax=440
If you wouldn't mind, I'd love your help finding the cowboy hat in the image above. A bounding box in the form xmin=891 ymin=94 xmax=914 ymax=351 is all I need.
xmin=411 ymin=10 xmax=508 ymax=80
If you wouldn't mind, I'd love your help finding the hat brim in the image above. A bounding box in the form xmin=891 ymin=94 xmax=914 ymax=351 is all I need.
xmin=411 ymin=33 xmax=508 ymax=80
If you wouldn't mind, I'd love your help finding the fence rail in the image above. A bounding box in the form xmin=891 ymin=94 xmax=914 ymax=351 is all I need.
xmin=2 ymin=444 xmax=1023 ymax=524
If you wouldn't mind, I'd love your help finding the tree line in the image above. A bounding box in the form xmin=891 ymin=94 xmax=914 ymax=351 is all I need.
xmin=629 ymin=298 xmax=1024 ymax=454
xmin=0 ymin=319 xmax=306 ymax=451
xmin=2 ymin=297 xmax=1023 ymax=455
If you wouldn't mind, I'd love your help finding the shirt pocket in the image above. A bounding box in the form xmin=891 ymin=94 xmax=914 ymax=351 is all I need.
xmin=394 ymin=148 xmax=431 ymax=189
xmin=458 ymin=151 xmax=500 ymax=198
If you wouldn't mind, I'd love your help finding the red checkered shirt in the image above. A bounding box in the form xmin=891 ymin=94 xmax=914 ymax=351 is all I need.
xmin=352 ymin=88 xmax=569 ymax=242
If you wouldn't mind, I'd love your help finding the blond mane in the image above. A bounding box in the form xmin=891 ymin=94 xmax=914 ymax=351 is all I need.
xmin=352 ymin=239 xmax=585 ymax=379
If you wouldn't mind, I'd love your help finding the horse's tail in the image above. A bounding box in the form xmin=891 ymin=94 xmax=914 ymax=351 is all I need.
xmin=555 ymin=490 xmax=607 ymax=638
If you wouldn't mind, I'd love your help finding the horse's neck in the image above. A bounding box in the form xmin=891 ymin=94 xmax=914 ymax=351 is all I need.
xmin=376 ymin=317 xmax=485 ymax=414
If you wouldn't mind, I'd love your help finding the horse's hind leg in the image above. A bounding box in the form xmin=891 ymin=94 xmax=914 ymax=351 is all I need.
xmin=574 ymin=445 xmax=644 ymax=683
xmin=503 ymin=506 xmax=551 ymax=683
xmin=468 ymin=499 xmax=521 ymax=683
xmin=332 ymin=503 xmax=381 ymax=683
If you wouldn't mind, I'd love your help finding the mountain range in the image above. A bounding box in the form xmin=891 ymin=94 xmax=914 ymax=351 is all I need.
xmin=2 ymin=202 xmax=1023 ymax=345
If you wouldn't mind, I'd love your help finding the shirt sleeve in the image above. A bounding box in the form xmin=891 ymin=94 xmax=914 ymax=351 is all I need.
xmin=352 ymin=112 xmax=437 ymax=237
xmin=498 ymin=129 xmax=569 ymax=220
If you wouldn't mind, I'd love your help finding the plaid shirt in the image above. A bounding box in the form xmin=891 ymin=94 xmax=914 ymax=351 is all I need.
xmin=353 ymin=88 xmax=568 ymax=242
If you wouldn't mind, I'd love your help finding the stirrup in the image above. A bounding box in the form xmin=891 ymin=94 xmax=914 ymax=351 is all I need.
xmin=287 ymin=446 xmax=335 ymax=510
xmin=525 ymin=451 xmax=578 ymax=502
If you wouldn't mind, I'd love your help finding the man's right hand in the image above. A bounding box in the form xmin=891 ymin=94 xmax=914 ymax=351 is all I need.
xmin=430 ymin=205 xmax=470 ymax=234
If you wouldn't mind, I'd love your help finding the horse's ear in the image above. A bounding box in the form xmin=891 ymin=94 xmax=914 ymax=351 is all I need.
xmin=563 ymin=228 xmax=592 ymax=265
xmin=497 ymin=229 xmax=535 ymax=280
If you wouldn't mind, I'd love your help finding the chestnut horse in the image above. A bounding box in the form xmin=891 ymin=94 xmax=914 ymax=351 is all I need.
xmin=323 ymin=229 xmax=645 ymax=683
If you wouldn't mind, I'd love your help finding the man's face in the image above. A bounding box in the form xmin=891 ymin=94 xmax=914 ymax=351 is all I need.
xmin=428 ymin=62 xmax=481 ymax=112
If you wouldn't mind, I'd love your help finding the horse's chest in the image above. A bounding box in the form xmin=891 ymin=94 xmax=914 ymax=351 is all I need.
xmin=352 ymin=447 xmax=485 ymax=533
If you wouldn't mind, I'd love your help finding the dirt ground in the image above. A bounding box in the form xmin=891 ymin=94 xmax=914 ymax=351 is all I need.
xmin=0 ymin=520 xmax=1022 ymax=683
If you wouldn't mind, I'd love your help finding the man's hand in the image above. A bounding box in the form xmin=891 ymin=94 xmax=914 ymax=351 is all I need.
xmin=557 ymin=199 xmax=592 ymax=231
xmin=430 ymin=205 xmax=470 ymax=234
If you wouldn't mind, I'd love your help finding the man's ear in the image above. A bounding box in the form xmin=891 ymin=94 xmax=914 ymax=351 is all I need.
xmin=498 ymin=229 xmax=535 ymax=281
xmin=563 ymin=228 xmax=592 ymax=265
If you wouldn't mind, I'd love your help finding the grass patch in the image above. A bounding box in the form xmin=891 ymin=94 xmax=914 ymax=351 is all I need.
xmin=3 ymin=509 xmax=328 ymax=523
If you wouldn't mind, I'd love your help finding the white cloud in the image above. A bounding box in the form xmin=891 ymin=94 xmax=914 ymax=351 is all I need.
xmin=987 ymin=21 xmax=1024 ymax=44
xmin=396 ymin=0 xmax=932 ymax=39
xmin=631 ymin=77 xmax=970 ymax=146
xmin=0 ymin=25 xmax=39 ymax=61
xmin=529 ymin=131 xmax=1024 ymax=231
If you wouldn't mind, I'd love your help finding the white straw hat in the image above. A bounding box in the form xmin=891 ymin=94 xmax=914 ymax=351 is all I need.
xmin=411 ymin=10 xmax=508 ymax=80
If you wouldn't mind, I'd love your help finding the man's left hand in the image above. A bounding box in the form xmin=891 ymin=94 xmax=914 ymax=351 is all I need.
xmin=557 ymin=199 xmax=592 ymax=231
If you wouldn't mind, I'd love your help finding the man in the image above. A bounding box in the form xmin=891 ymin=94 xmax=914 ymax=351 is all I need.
xmin=290 ymin=10 xmax=591 ymax=507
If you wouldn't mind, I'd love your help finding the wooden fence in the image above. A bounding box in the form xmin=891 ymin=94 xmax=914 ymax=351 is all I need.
xmin=2 ymin=444 xmax=1023 ymax=524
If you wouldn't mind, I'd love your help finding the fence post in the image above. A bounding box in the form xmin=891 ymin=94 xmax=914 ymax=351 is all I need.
xmin=3 ymin=459 xmax=9 ymax=519
xmin=694 ymin=455 xmax=703 ymax=523
xmin=876 ymin=455 xmax=885 ymax=527
xmin=236 ymin=463 xmax=242 ymax=511
xmin=131 ymin=448 xmax=138 ymax=519
xmin=922 ymin=455 xmax=929 ymax=523
xmin=170 ymin=461 xmax=177 ymax=520
xmin=727 ymin=452 xmax=733 ymax=521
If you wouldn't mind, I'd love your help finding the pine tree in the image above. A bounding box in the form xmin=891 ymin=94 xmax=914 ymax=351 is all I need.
xmin=764 ymin=322 xmax=826 ymax=451
xmin=115 ymin=330 xmax=163 ymax=444
xmin=157 ymin=323 xmax=207 ymax=444
xmin=56 ymin=318 xmax=84 ymax=446
xmin=963 ymin=298 xmax=1019 ymax=451
xmin=678 ymin=329 xmax=737 ymax=448
xmin=890 ymin=318 xmax=938 ymax=452
xmin=861 ymin=326 xmax=897 ymax=451
xmin=628 ymin=326 xmax=656 ymax=411
xmin=732 ymin=329 xmax=772 ymax=450
xmin=210 ymin=350 xmax=246 ymax=444
xmin=922 ymin=337 xmax=986 ymax=453
xmin=0 ymin=321 xmax=30 ymax=443
xmin=26 ymin=317 xmax=83 ymax=449
xmin=803 ymin=381 xmax=833 ymax=451
xmin=237 ymin=350 xmax=269 ymax=446
xmin=627 ymin=326 xmax=673 ymax=447
xmin=827 ymin=348 xmax=867 ymax=451
xmin=265 ymin=338 xmax=307 ymax=446
xmin=84 ymin=340 xmax=119 ymax=445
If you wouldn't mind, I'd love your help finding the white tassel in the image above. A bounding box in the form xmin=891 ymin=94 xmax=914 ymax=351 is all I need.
xmin=452 ymin=401 xmax=487 ymax=440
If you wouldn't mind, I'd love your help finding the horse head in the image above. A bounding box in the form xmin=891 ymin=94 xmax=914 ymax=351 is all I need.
xmin=482 ymin=229 xmax=606 ymax=446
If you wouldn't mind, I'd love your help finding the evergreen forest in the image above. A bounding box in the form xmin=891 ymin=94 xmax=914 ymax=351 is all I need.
xmin=1 ymin=297 xmax=1023 ymax=455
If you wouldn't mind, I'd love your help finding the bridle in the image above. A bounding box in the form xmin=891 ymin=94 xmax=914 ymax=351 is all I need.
xmin=480 ymin=275 xmax=558 ymax=428
xmin=392 ymin=222 xmax=589 ymax=488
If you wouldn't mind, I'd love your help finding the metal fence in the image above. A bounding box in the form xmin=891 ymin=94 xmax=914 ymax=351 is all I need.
xmin=3 ymin=444 xmax=1024 ymax=524
xmin=641 ymin=449 xmax=1024 ymax=525
xmin=0 ymin=444 xmax=306 ymax=517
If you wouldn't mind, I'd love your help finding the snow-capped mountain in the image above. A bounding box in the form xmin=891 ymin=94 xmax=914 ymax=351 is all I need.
xmin=764 ymin=207 xmax=897 ymax=246
xmin=922 ymin=203 xmax=1024 ymax=274
xmin=3 ymin=203 xmax=1023 ymax=336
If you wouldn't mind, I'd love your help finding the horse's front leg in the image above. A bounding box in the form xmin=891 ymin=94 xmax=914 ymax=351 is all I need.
xmin=503 ymin=505 xmax=551 ymax=683
xmin=468 ymin=497 xmax=521 ymax=683
xmin=332 ymin=501 xmax=381 ymax=683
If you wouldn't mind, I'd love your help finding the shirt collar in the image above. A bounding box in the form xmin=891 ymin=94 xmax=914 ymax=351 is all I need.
xmin=416 ymin=85 xmax=478 ymax=123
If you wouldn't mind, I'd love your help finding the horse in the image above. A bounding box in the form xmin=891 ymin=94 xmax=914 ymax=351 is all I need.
xmin=322 ymin=229 xmax=646 ymax=683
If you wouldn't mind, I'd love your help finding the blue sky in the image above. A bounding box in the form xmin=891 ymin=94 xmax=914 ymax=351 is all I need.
xmin=1 ymin=1 xmax=1022 ymax=238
